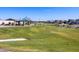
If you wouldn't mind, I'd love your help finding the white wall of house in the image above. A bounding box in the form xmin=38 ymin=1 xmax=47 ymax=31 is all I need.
xmin=0 ymin=20 xmax=15 ymax=25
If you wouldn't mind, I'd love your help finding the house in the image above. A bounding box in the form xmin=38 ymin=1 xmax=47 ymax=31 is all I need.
xmin=15 ymin=20 xmax=25 ymax=26
xmin=0 ymin=18 xmax=26 ymax=26
xmin=58 ymin=23 xmax=68 ymax=27
xmin=0 ymin=20 xmax=15 ymax=26
xmin=70 ymin=25 xmax=79 ymax=28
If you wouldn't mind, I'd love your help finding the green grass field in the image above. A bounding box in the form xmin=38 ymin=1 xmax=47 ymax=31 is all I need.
xmin=0 ymin=25 xmax=79 ymax=52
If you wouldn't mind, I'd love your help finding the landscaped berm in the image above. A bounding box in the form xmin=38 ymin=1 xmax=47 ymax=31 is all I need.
xmin=0 ymin=25 xmax=79 ymax=52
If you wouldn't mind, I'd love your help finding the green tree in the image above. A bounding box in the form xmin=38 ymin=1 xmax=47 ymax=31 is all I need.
xmin=22 ymin=16 xmax=32 ymax=25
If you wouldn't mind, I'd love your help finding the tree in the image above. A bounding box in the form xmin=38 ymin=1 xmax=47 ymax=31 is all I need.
xmin=63 ymin=20 xmax=68 ymax=24
xmin=47 ymin=20 xmax=51 ymax=23
xmin=75 ymin=19 xmax=79 ymax=24
xmin=68 ymin=19 xmax=75 ymax=25
xmin=22 ymin=16 xmax=32 ymax=25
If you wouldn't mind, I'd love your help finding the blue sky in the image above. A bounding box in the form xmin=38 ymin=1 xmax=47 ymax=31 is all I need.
xmin=0 ymin=7 xmax=79 ymax=21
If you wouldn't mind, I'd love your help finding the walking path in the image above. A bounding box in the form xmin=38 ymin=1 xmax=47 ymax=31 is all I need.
xmin=0 ymin=38 xmax=27 ymax=52
xmin=0 ymin=38 xmax=27 ymax=42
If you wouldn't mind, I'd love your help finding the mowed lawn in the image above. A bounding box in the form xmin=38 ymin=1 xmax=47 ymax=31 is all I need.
xmin=0 ymin=25 xmax=79 ymax=52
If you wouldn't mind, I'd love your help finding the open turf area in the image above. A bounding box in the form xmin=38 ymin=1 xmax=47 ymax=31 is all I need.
xmin=0 ymin=25 xmax=79 ymax=52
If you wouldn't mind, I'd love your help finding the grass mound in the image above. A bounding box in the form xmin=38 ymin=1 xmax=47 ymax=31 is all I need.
xmin=0 ymin=26 xmax=79 ymax=52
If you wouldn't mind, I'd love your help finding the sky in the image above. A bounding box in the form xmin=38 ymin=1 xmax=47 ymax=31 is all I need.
xmin=0 ymin=7 xmax=79 ymax=21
